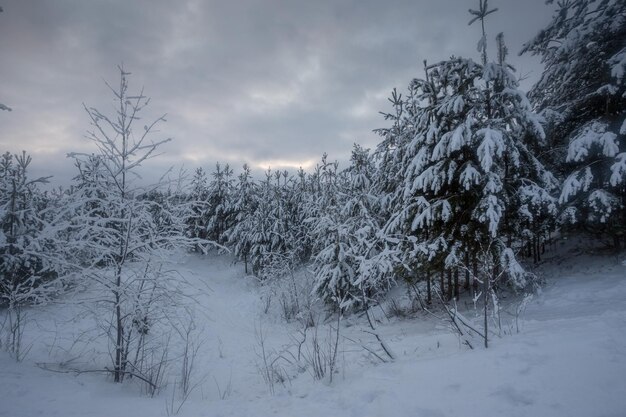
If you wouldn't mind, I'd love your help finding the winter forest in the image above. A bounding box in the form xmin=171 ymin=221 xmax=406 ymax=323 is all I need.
xmin=1 ymin=1 xmax=625 ymax=416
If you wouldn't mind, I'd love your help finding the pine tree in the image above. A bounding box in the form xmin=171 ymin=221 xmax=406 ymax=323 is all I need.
xmin=254 ymin=169 xmax=302 ymax=279
xmin=0 ymin=152 xmax=64 ymax=359
xmin=226 ymin=163 xmax=258 ymax=273
xmin=521 ymin=0 xmax=626 ymax=248
xmin=247 ymin=169 xmax=276 ymax=276
xmin=186 ymin=167 xmax=209 ymax=250
xmin=0 ymin=152 xmax=60 ymax=305
xmin=378 ymin=2 xmax=554 ymax=303
xmin=288 ymin=167 xmax=315 ymax=265
xmin=205 ymin=162 xmax=234 ymax=245
xmin=313 ymin=145 xmax=396 ymax=309
xmin=309 ymin=154 xmax=354 ymax=308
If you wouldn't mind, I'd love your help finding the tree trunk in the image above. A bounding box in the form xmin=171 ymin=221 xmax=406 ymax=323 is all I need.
xmin=440 ymin=270 xmax=445 ymax=299
xmin=464 ymin=252 xmax=470 ymax=291
xmin=114 ymin=269 xmax=123 ymax=382
xmin=439 ymin=270 xmax=446 ymax=297
xmin=535 ymin=236 xmax=541 ymax=263
xmin=483 ymin=270 xmax=489 ymax=349
xmin=472 ymin=257 xmax=478 ymax=297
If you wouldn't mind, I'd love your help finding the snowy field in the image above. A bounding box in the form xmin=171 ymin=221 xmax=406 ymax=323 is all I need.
xmin=1 ymin=249 xmax=626 ymax=417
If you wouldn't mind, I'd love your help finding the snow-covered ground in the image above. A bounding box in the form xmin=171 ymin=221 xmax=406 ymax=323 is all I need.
xmin=1 ymin=250 xmax=625 ymax=417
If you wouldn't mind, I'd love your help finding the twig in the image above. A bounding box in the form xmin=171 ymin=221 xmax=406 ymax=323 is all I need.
xmin=36 ymin=363 xmax=158 ymax=389
xmin=340 ymin=333 xmax=387 ymax=363
xmin=435 ymin=290 xmax=474 ymax=350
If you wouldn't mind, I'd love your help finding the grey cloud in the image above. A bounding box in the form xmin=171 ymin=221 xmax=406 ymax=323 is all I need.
xmin=0 ymin=0 xmax=551 ymax=186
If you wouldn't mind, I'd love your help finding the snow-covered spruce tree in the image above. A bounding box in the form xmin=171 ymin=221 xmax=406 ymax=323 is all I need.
xmin=67 ymin=66 xmax=190 ymax=384
xmin=142 ymin=187 xmax=189 ymax=252
xmin=0 ymin=152 xmax=54 ymax=303
xmin=310 ymin=157 xmax=353 ymax=309
xmin=307 ymin=154 xmax=343 ymax=255
xmin=347 ymin=146 xmax=399 ymax=304
xmin=373 ymin=85 xmax=440 ymax=301
xmin=378 ymin=1 xmax=555 ymax=305
xmin=247 ymin=169 xmax=275 ymax=276
xmin=186 ymin=167 xmax=209 ymax=251
xmin=284 ymin=167 xmax=316 ymax=267
xmin=205 ymin=162 xmax=235 ymax=246
xmin=0 ymin=152 xmax=66 ymax=359
xmin=225 ymin=163 xmax=258 ymax=273
xmin=312 ymin=146 xmax=395 ymax=310
xmin=521 ymin=0 xmax=626 ymax=248
xmin=291 ymin=166 xmax=317 ymax=263
xmin=267 ymin=170 xmax=293 ymax=272
xmin=251 ymin=169 xmax=303 ymax=279
xmin=374 ymin=89 xmax=410 ymax=204
xmin=308 ymin=154 xmax=356 ymax=308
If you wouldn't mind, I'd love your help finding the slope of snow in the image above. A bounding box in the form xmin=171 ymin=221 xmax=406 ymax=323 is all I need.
xmin=1 ymin=251 xmax=625 ymax=417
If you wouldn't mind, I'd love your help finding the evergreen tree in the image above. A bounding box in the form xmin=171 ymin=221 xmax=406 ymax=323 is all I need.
xmin=378 ymin=2 xmax=554 ymax=302
xmin=186 ymin=167 xmax=209 ymax=249
xmin=309 ymin=154 xmax=351 ymax=307
xmin=288 ymin=167 xmax=315 ymax=265
xmin=247 ymin=169 xmax=277 ymax=276
xmin=205 ymin=163 xmax=235 ymax=245
xmin=0 ymin=152 xmax=61 ymax=307
xmin=312 ymin=145 xmax=395 ymax=309
xmin=0 ymin=152 xmax=65 ymax=360
xmin=226 ymin=163 xmax=258 ymax=273
xmin=521 ymin=0 xmax=626 ymax=247
xmin=254 ymin=169 xmax=301 ymax=279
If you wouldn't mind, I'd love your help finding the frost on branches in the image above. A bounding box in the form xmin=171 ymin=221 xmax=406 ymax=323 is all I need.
xmin=522 ymin=0 xmax=626 ymax=246
xmin=311 ymin=146 xmax=394 ymax=310
xmin=0 ymin=152 xmax=69 ymax=360
xmin=377 ymin=14 xmax=555 ymax=302
xmin=0 ymin=151 xmax=65 ymax=308
xmin=67 ymin=66 xmax=192 ymax=383
xmin=225 ymin=164 xmax=258 ymax=274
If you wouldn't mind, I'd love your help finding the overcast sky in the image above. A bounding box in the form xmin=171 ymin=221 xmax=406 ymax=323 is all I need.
xmin=0 ymin=0 xmax=554 ymax=186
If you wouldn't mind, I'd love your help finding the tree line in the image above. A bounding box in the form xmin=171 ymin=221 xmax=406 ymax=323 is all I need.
xmin=1 ymin=0 xmax=624 ymax=364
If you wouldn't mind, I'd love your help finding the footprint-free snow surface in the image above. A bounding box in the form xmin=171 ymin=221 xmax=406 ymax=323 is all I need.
xmin=1 ymin=252 xmax=625 ymax=417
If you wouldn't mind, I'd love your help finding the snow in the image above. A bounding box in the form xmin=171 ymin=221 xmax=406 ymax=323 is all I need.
xmin=610 ymin=152 xmax=626 ymax=187
xmin=587 ymin=189 xmax=618 ymax=223
xmin=459 ymin=162 xmax=480 ymax=191
xmin=476 ymin=127 xmax=504 ymax=173
xmin=2 ymin=251 xmax=626 ymax=417
xmin=566 ymin=121 xmax=618 ymax=163
xmin=609 ymin=47 xmax=626 ymax=83
xmin=560 ymin=167 xmax=593 ymax=205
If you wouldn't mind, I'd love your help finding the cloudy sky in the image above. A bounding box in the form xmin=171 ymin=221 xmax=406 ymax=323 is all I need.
xmin=0 ymin=0 xmax=554 ymax=186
